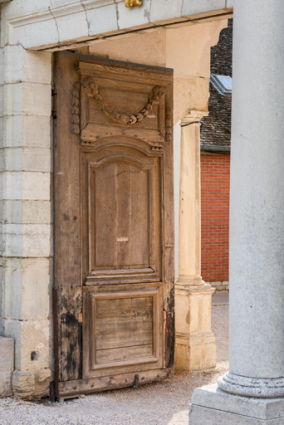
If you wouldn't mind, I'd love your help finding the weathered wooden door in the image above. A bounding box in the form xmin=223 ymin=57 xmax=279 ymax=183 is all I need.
xmin=54 ymin=52 xmax=174 ymax=397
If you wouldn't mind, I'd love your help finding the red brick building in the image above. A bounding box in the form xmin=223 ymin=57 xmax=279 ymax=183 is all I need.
xmin=201 ymin=150 xmax=230 ymax=290
xmin=200 ymin=20 xmax=232 ymax=291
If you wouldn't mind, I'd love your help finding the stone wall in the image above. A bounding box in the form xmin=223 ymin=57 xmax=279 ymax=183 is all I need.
xmin=0 ymin=46 xmax=53 ymax=398
xmin=210 ymin=281 xmax=229 ymax=292
xmin=0 ymin=0 xmax=233 ymax=51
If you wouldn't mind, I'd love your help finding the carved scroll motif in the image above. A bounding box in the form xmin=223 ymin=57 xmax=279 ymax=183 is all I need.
xmin=82 ymin=77 xmax=165 ymax=126
xmin=125 ymin=0 xmax=142 ymax=7
xmin=165 ymin=107 xmax=172 ymax=142
xmin=71 ymin=82 xmax=80 ymax=134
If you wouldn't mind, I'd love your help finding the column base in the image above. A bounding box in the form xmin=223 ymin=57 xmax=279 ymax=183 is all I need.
xmin=190 ymin=384 xmax=284 ymax=424
xmin=218 ymin=372 xmax=284 ymax=398
xmin=175 ymin=278 xmax=216 ymax=371
xmin=175 ymin=332 xmax=216 ymax=371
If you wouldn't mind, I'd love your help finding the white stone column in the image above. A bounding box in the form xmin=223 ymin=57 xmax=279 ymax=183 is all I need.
xmin=175 ymin=111 xmax=216 ymax=372
xmin=190 ymin=1 xmax=284 ymax=423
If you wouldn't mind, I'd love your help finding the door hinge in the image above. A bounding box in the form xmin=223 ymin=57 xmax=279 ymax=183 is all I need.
xmin=52 ymin=87 xmax=57 ymax=119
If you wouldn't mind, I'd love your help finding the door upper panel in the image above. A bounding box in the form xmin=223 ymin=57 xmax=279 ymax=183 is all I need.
xmin=81 ymin=144 xmax=161 ymax=284
xmin=75 ymin=61 xmax=172 ymax=144
xmin=93 ymin=160 xmax=149 ymax=269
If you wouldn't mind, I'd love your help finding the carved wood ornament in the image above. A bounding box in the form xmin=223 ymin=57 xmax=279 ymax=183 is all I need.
xmin=71 ymin=81 xmax=80 ymax=134
xmin=165 ymin=107 xmax=172 ymax=142
xmin=125 ymin=0 xmax=142 ymax=7
xmin=71 ymin=64 xmax=172 ymax=143
xmin=81 ymin=76 xmax=165 ymax=126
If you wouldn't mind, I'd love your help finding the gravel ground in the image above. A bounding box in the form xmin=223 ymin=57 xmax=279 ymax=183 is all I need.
xmin=212 ymin=293 xmax=229 ymax=362
xmin=0 ymin=301 xmax=229 ymax=425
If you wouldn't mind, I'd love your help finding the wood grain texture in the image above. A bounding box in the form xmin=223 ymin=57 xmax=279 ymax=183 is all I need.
xmin=81 ymin=144 xmax=161 ymax=284
xmin=93 ymin=161 xmax=149 ymax=269
xmin=83 ymin=283 xmax=162 ymax=378
xmin=58 ymin=367 xmax=174 ymax=397
xmin=54 ymin=52 xmax=174 ymax=392
xmin=54 ymin=53 xmax=83 ymax=382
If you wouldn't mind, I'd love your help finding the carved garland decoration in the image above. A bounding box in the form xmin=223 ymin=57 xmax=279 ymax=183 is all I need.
xmin=71 ymin=81 xmax=80 ymax=135
xmin=82 ymin=76 xmax=166 ymax=126
xmin=165 ymin=107 xmax=172 ymax=142
xmin=71 ymin=77 xmax=172 ymax=142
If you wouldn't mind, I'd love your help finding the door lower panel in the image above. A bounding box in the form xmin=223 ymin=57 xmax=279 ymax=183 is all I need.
xmin=83 ymin=283 xmax=163 ymax=379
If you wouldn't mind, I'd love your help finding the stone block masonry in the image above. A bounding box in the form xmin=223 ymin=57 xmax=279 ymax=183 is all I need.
xmin=0 ymin=336 xmax=14 ymax=396
xmin=0 ymin=0 xmax=233 ymax=51
xmin=201 ymin=152 xmax=230 ymax=285
xmin=210 ymin=281 xmax=229 ymax=292
xmin=0 ymin=44 xmax=53 ymax=399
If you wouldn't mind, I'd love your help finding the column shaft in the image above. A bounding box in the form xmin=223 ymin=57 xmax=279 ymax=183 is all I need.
xmin=218 ymin=0 xmax=284 ymax=396
xmin=175 ymin=112 xmax=216 ymax=372
xmin=178 ymin=116 xmax=202 ymax=282
xmin=190 ymin=2 xmax=284 ymax=424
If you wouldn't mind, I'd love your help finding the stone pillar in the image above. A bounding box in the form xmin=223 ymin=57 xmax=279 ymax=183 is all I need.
xmin=0 ymin=46 xmax=53 ymax=399
xmin=190 ymin=1 xmax=284 ymax=423
xmin=175 ymin=111 xmax=216 ymax=372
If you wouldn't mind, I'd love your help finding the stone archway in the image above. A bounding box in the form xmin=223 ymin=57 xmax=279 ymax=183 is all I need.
xmin=0 ymin=0 xmax=231 ymax=399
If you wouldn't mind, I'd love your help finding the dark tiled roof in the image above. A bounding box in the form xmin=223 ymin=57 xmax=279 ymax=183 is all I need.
xmin=201 ymin=19 xmax=233 ymax=147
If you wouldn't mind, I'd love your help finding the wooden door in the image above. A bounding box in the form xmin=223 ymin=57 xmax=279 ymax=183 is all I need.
xmin=54 ymin=52 xmax=174 ymax=397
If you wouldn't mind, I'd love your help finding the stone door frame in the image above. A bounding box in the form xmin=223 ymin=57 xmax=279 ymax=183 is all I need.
xmin=0 ymin=2 xmax=231 ymax=398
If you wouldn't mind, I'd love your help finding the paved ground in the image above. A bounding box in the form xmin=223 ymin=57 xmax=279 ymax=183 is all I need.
xmin=0 ymin=294 xmax=229 ymax=425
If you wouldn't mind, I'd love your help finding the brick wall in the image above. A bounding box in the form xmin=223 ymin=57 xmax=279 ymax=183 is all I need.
xmin=201 ymin=153 xmax=230 ymax=288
